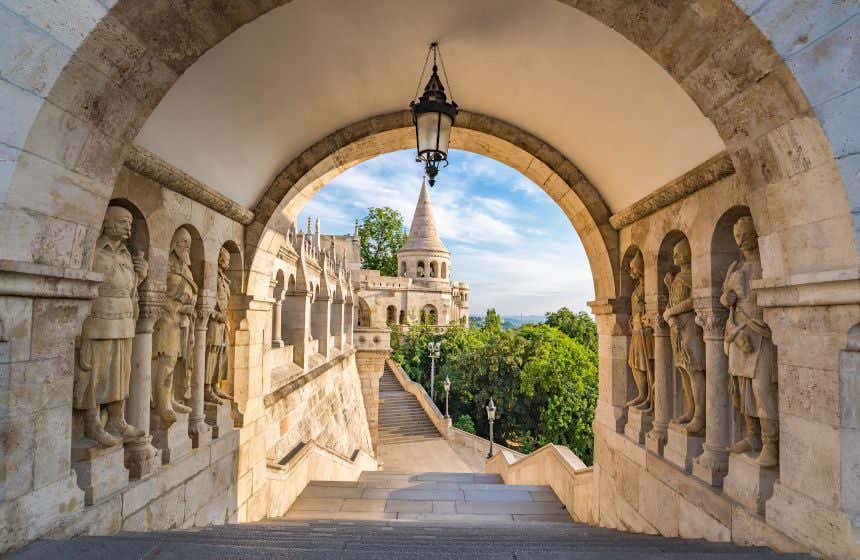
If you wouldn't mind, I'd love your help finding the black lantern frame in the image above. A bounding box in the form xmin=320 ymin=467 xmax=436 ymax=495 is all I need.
xmin=410 ymin=43 xmax=458 ymax=187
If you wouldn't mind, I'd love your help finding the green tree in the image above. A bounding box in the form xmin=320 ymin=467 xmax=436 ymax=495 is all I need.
xmin=482 ymin=308 xmax=503 ymax=333
xmin=519 ymin=324 xmax=598 ymax=463
xmin=544 ymin=307 xmax=598 ymax=353
xmin=453 ymin=414 xmax=476 ymax=434
xmin=358 ymin=207 xmax=408 ymax=276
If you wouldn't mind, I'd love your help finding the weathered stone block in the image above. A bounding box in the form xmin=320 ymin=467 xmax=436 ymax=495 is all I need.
xmin=205 ymin=400 xmax=234 ymax=439
xmin=151 ymin=411 xmax=192 ymax=465
xmin=624 ymin=407 xmax=653 ymax=444
xmin=678 ymin=497 xmax=730 ymax=542
xmin=664 ymin=422 xmax=704 ymax=473
xmin=723 ymin=451 xmax=777 ymax=515
xmin=638 ymin=469 xmax=679 ymax=537
xmin=71 ymin=443 xmax=129 ymax=505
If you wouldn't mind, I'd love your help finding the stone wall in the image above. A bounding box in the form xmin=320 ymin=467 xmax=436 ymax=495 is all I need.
xmin=591 ymin=169 xmax=860 ymax=559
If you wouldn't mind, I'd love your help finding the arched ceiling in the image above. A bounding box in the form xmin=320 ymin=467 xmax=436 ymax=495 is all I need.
xmin=136 ymin=0 xmax=725 ymax=212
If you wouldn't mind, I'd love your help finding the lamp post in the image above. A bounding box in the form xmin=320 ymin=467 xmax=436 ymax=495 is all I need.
xmin=427 ymin=340 xmax=441 ymax=400
xmin=486 ymin=397 xmax=496 ymax=459
xmin=410 ymin=43 xmax=458 ymax=187
xmin=443 ymin=375 xmax=451 ymax=419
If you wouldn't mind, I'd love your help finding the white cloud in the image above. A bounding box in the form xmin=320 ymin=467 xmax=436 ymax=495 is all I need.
xmin=298 ymin=149 xmax=596 ymax=315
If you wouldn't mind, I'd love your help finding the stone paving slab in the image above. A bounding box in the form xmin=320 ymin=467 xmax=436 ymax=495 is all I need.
xmin=363 ymin=487 xmax=465 ymax=501
xmin=455 ymin=500 xmax=566 ymax=515
xmin=463 ymin=488 xmax=535 ymax=502
xmin=341 ymin=498 xmax=387 ymax=512
xmin=384 ymin=499 xmax=434 ymax=513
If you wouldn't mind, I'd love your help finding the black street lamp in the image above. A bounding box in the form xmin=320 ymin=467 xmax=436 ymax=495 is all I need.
xmin=443 ymin=375 xmax=451 ymax=419
xmin=427 ymin=341 xmax=441 ymax=400
xmin=486 ymin=397 xmax=496 ymax=459
xmin=410 ymin=43 xmax=458 ymax=187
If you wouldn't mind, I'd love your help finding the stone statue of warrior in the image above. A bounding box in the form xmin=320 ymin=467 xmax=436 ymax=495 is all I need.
xmin=75 ymin=206 xmax=147 ymax=446
xmin=625 ymin=252 xmax=654 ymax=411
xmin=722 ymin=216 xmax=778 ymax=467
xmin=205 ymin=248 xmax=234 ymax=404
xmin=663 ymin=238 xmax=706 ymax=434
xmin=152 ymin=228 xmax=197 ymax=425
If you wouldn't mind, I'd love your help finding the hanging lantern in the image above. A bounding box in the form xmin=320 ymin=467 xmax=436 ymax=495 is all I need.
xmin=410 ymin=43 xmax=458 ymax=187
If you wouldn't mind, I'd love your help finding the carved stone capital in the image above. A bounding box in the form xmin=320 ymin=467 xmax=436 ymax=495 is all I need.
xmin=695 ymin=307 xmax=728 ymax=339
xmin=137 ymin=289 xmax=165 ymax=334
xmin=195 ymin=306 xmax=213 ymax=326
xmin=648 ymin=312 xmax=669 ymax=336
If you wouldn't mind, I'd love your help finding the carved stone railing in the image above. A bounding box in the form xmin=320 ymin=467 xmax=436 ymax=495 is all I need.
xmin=266 ymin=440 xmax=377 ymax=518
xmin=485 ymin=444 xmax=594 ymax=524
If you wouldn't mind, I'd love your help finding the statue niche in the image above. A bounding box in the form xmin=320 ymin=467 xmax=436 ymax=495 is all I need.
xmin=205 ymin=247 xmax=234 ymax=404
xmin=625 ymin=252 xmax=654 ymax=411
xmin=74 ymin=206 xmax=147 ymax=447
xmin=722 ymin=216 xmax=778 ymax=467
xmin=152 ymin=227 xmax=198 ymax=426
xmin=663 ymin=238 xmax=706 ymax=435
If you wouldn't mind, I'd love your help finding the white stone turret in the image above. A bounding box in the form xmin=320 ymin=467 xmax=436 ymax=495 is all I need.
xmin=397 ymin=179 xmax=451 ymax=283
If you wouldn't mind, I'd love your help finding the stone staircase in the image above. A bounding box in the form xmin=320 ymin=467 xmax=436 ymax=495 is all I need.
xmin=378 ymin=363 xmax=441 ymax=444
xmin=283 ymin=470 xmax=571 ymax=523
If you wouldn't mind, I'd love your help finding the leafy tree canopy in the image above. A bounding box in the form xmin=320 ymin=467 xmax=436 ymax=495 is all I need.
xmin=390 ymin=307 xmax=599 ymax=463
xmin=544 ymin=307 xmax=598 ymax=353
xmin=358 ymin=207 xmax=408 ymax=277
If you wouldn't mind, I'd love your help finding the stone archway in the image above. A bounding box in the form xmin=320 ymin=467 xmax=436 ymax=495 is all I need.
xmin=0 ymin=2 xmax=857 ymax=557
xmin=245 ymin=110 xmax=618 ymax=303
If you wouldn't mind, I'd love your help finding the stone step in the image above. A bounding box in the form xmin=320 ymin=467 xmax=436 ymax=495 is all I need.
xmin=16 ymin=519 xmax=813 ymax=559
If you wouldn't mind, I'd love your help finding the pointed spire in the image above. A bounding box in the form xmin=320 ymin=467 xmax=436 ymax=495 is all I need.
xmin=400 ymin=178 xmax=449 ymax=254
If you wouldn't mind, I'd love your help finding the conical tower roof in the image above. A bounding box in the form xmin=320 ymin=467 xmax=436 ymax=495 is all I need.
xmin=400 ymin=179 xmax=449 ymax=255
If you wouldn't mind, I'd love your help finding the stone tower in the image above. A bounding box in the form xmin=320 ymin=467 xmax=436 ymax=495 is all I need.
xmin=398 ymin=179 xmax=451 ymax=284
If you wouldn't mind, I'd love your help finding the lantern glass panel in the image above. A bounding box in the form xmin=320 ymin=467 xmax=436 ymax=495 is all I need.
xmin=416 ymin=112 xmax=440 ymax=157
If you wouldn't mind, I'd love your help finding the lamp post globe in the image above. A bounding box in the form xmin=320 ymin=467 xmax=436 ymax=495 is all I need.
xmin=427 ymin=340 xmax=441 ymax=400
xmin=486 ymin=397 xmax=496 ymax=458
xmin=443 ymin=375 xmax=451 ymax=419
xmin=410 ymin=43 xmax=458 ymax=187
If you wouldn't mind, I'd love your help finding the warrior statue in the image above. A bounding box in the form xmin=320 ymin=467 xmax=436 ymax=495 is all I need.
xmin=205 ymin=247 xmax=234 ymax=404
xmin=663 ymin=238 xmax=706 ymax=434
xmin=625 ymin=252 xmax=654 ymax=411
xmin=74 ymin=206 xmax=147 ymax=446
xmin=721 ymin=216 xmax=779 ymax=467
xmin=152 ymin=228 xmax=198 ymax=425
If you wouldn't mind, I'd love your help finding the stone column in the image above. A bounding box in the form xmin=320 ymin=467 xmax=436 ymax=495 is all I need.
xmin=331 ymin=298 xmax=345 ymax=350
xmin=125 ymin=289 xmax=162 ymax=478
xmin=189 ymin=306 xmax=212 ymax=448
xmin=588 ymin=300 xmax=630 ymax=433
xmin=272 ymin=297 xmax=284 ymax=347
xmin=284 ymin=292 xmax=312 ymax=370
xmin=312 ymin=293 xmax=332 ymax=358
xmin=693 ymin=305 xmax=730 ymax=486
xmin=344 ymin=303 xmax=355 ymax=346
xmin=646 ymin=312 xmax=671 ymax=455
xmin=355 ymin=327 xmax=392 ymax=456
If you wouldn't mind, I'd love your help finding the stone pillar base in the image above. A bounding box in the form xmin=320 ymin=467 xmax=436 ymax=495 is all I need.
xmin=151 ymin=411 xmax=193 ymax=464
xmin=205 ymin=400 xmax=234 ymax=439
xmin=692 ymin=445 xmax=729 ymax=487
xmin=189 ymin=418 xmax=212 ymax=449
xmin=624 ymin=407 xmax=653 ymax=444
xmin=595 ymin=401 xmax=627 ymax=433
xmin=71 ymin=443 xmax=129 ymax=505
xmin=724 ymin=451 xmax=778 ymax=515
xmin=124 ymin=435 xmax=160 ymax=479
xmin=645 ymin=425 xmax=667 ymax=455
xmin=664 ymin=422 xmax=705 ymax=472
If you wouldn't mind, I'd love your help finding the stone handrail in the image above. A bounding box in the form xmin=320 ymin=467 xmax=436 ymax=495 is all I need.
xmin=485 ymin=443 xmax=594 ymax=523
xmin=266 ymin=440 xmax=377 ymax=518
xmin=384 ymin=358 xmax=526 ymax=458
xmin=385 ymin=357 xmax=451 ymax=435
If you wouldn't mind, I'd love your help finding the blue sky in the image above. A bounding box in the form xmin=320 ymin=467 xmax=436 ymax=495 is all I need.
xmin=298 ymin=149 xmax=594 ymax=316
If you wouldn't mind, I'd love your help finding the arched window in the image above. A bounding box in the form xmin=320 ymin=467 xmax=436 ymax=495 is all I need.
xmin=417 ymin=261 xmax=425 ymax=277
xmin=400 ymin=261 xmax=407 ymax=276
xmin=429 ymin=261 xmax=438 ymax=278
xmin=441 ymin=262 xmax=447 ymax=279
xmin=421 ymin=305 xmax=438 ymax=325
xmin=399 ymin=310 xmax=406 ymax=324
xmin=386 ymin=305 xmax=397 ymax=325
